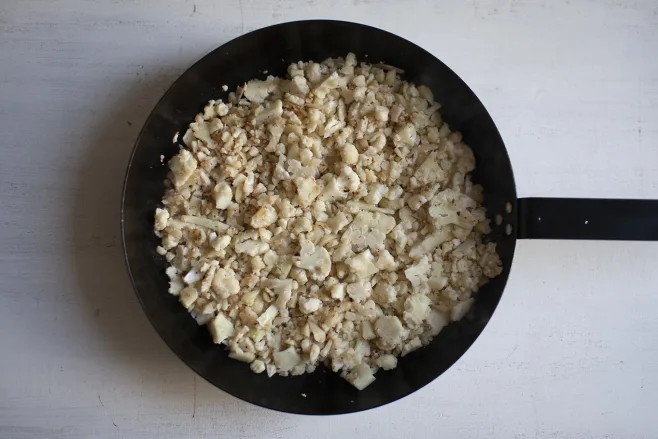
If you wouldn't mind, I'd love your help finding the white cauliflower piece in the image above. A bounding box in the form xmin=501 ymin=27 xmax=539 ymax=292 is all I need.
xmin=451 ymin=298 xmax=474 ymax=321
xmin=409 ymin=230 xmax=451 ymax=260
xmin=250 ymin=205 xmax=278 ymax=228
xmin=403 ymin=294 xmax=431 ymax=326
xmin=376 ymin=354 xmax=398 ymax=370
xmin=244 ymin=78 xmax=279 ymax=103
xmin=298 ymin=297 xmax=322 ymax=314
xmin=154 ymin=208 xmax=169 ymax=231
xmin=414 ymin=152 xmax=445 ymax=185
xmin=273 ymin=347 xmax=301 ymax=372
xmin=263 ymin=278 xmax=294 ymax=309
xmin=375 ymin=249 xmax=397 ymax=271
xmin=211 ymin=268 xmax=240 ymax=298
xmin=213 ymin=182 xmax=233 ymax=209
xmin=346 ymin=280 xmax=372 ymax=303
xmin=326 ymin=211 xmax=350 ymax=233
xmin=257 ymin=304 xmax=279 ymax=327
xmin=179 ymin=286 xmax=198 ymax=308
xmin=393 ymin=123 xmax=417 ymax=147
xmin=169 ymin=149 xmax=197 ymax=188
xmin=252 ymin=99 xmax=283 ymax=126
xmin=341 ymin=143 xmax=359 ymax=165
xmin=372 ymin=282 xmax=396 ymax=306
xmin=427 ymin=309 xmax=449 ymax=336
xmin=208 ymin=313 xmax=235 ymax=344
xmin=404 ymin=256 xmax=431 ymax=289
xmin=330 ymin=283 xmax=346 ymax=300
xmin=340 ymin=166 xmax=360 ymax=192
xmin=347 ymin=363 xmax=376 ymax=390
xmin=346 ymin=249 xmax=379 ymax=279
xmin=364 ymin=183 xmax=388 ymax=206
xmin=375 ymin=316 xmax=405 ymax=346
xmin=428 ymin=189 xmax=478 ymax=230
xmin=341 ymin=212 xmax=396 ymax=252
xmin=294 ymin=177 xmax=321 ymax=206
xmin=234 ymin=239 xmax=270 ymax=256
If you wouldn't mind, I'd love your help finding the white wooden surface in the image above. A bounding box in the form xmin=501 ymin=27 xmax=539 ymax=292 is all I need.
xmin=1 ymin=0 xmax=657 ymax=437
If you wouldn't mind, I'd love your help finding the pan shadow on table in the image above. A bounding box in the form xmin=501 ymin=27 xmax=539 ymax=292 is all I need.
xmin=70 ymin=56 xmax=268 ymax=417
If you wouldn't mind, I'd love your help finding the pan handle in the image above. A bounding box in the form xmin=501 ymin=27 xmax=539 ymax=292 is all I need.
xmin=517 ymin=198 xmax=658 ymax=241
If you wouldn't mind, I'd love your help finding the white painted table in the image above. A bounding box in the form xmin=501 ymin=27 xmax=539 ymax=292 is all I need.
xmin=1 ymin=1 xmax=657 ymax=437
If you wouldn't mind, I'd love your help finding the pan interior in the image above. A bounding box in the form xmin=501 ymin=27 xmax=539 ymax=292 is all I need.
xmin=122 ymin=20 xmax=518 ymax=415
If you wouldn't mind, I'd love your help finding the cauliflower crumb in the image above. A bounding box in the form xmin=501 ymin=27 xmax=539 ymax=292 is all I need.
xmin=341 ymin=143 xmax=359 ymax=165
xmin=155 ymin=54 xmax=502 ymax=391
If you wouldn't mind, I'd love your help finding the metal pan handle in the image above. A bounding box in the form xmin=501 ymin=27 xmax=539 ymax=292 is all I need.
xmin=517 ymin=198 xmax=658 ymax=241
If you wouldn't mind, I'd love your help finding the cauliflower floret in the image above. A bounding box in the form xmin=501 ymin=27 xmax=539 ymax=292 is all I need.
xmin=179 ymin=286 xmax=198 ymax=308
xmin=393 ymin=123 xmax=417 ymax=147
xmin=319 ymin=174 xmax=347 ymax=202
xmin=208 ymin=313 xmax=235 ymax=344
xmin=346 ymin=249 xmax=379 ymax=279
xmin=257 ymin=304 xmax=279 ymax=327
xmin=479 ymin=242 xmax=503 ymax=278
xmin=341 ymin=143 xmax=359 ymax=165
xmin=251 ymin=205 xmax=278 ymax=228
xmin=234 ymin=239 xmax=270 ymax=256
xmin=404 ymin=256 xmax=431 ymax=289
xmin=372 ymin=282 xmax=396 ymax=306
xmin=451 ymin=298 xmax=474 ymax=321
xmin=273 ymin=347 xmax=301 ymax=372
xmin=364 ymin=183 xmax=387 ymax=206
xmin=295 ymin=241 xmax=332 ymax=281
xmin=169 ymin=149 xmax=197 ymax=188
xmin=347 ymin=363 xmax=376 ymax=390
xmin=211 ymin=268 xmax=240 ymax=298
xmin=298 ymin=297 xmax=322 ymax=314
xmin=341 ymin=212 xmax=396 ymax=252
xmin=211 ymin=235 xmax=231 ymax=251
xmin=428 ymin=189 xmax=477 ymax=229
xmin=376 ymin=354 xmax=398 ymax=370
xmin=263 ymin=278 xmax=294 ymax=309
xmin=427 ymin=309 xmax=449 ymax=335
xmin=326 ymin=211 xmax=350 ymax=233
xmin=375 ymin=249 xmax=397 ymax=271
xmin=330 ymin=283 xmax=346 ymax=300
xmin=409 ymin=230 xmax=451 ymax=260
xmin=403 ymin=294 xmax=431 ymax=326
xmin=346 ymin=280 xmax=372 ymax=303
xmin=154 ymin=208 xmax=170 ymax=231
xmin=243 ymin=78 xmax=279 ymax=103
xmin=213 ymin=182 xmax=233 ymax=209
xmin=295 ymin=178 xmax=322 ymax=206
xmin=375 ymin=316 xmax=405 ymax=347
xmin=340 ymin=166 xmax=361 ymax=192
xmin=162 ymin=226 xmax=182 ymax=249
xmin=252 ymin=99 xmax=283 ymax=126
xmin=413 ymin=152 xmax=445 ymax=185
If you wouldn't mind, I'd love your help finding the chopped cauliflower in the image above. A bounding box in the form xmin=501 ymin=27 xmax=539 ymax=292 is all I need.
xmin=346 ymin=250 xmax=379 ymax=279
xmin=403 ymin=294 xmax=431 ymax=326
xmin=295 ymin=241 xmax=332 ymax=281
xmin=155 ymin=54 xmax=502 ymax=391
xmin=209 ymin=313 xmax=235 ymax=344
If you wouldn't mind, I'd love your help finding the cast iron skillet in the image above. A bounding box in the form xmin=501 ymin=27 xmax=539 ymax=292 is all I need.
xmin=121 ymin=20 xmax=658 ymax=415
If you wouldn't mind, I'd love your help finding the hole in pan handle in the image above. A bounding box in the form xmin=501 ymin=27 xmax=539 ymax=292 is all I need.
xmin=517 ymin=198 xmax=658 ymax=241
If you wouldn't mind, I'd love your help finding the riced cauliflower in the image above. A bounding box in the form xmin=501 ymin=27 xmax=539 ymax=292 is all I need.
xmin=155 ymin=54 xmax=502 ymax=390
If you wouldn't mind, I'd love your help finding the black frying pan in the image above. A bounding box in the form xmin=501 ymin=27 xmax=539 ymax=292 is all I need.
xmin=121 ymin=20 xmax=658 ymax=415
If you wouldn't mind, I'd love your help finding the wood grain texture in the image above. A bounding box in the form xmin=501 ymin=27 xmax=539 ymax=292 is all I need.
xmin=1 ymin=0 xmax=657 ymax=437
